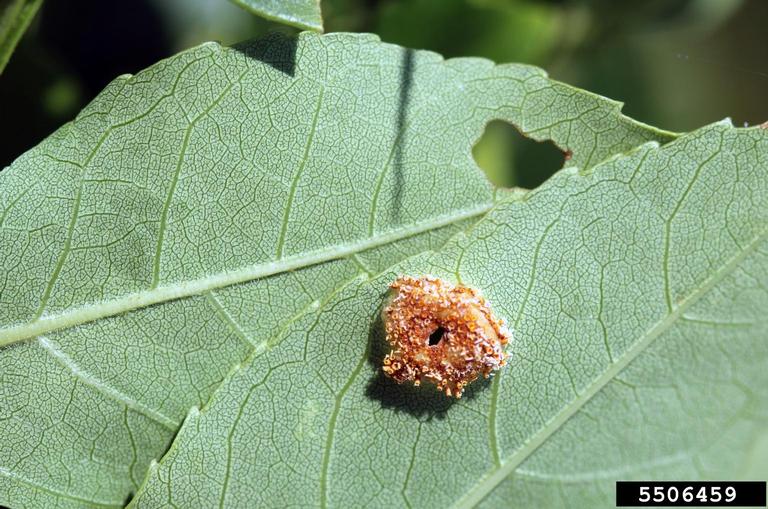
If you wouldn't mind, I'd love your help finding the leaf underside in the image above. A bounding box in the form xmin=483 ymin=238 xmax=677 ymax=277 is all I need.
xmin=230 ymin=0 xmax=323 ymax=32
xmin=0 ymin=32 xmax=766 ymax=509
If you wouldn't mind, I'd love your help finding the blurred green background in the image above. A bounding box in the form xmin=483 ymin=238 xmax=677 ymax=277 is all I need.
xmin=2 ymin=0 xmax=766 ymax=188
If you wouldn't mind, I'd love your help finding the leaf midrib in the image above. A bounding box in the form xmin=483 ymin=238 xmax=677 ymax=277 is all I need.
xmin=0 ymin=203 xmax=492 ymax=348
xmin=454 ymin=222 xmax=768 ymax=508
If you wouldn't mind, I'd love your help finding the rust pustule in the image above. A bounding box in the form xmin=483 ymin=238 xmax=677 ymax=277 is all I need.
xmin=382 ymin=276 xmax=511 ymax=398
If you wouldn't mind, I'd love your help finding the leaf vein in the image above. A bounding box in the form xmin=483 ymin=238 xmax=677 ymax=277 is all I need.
xmin=0 ymin=466 xmax=123 ymax=508
xmin=454 ymin=221 xmax=768 ymax=508
xmin=38 ymin=336 xmax=179 ymax=430
xmin=205 ymin=291 xmax=259 ymax=350
xmin=275 ymin=86 xmax=325 ymax=259
xmin=0 ymin=203 xmax=492 ymax=348
xmin=151 ymin=79 xmax=236 ymax=287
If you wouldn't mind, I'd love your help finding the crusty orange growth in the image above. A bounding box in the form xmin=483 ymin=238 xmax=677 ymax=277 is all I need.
xmin=382 ymin=275 xmax=510 ymax=398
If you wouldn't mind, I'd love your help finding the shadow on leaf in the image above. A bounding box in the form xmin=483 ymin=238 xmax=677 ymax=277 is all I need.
xmin=233 ymin=32 xmax=298 ymax=77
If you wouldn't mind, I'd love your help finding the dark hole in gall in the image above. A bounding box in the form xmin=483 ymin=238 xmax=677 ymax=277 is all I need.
xmin=428 ymin=327 xmax=446 ymax=346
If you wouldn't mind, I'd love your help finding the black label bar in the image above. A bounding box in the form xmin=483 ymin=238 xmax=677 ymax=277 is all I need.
xmin=616 ymin=481 xmax=766 ymax=507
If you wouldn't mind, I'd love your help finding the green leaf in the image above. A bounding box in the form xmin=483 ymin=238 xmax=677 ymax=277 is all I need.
xmin=229 ymin=0 xmax=323 ymax=32
xmin=1 ymin=32 xmax=763 ymax=509
xmin=0 ymin=0 xmax=43 ymax=74
xmin=129 ymin=122 xmax=768 ymax=508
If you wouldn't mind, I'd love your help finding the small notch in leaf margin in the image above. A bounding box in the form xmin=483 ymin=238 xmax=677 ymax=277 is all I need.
xmin=473 ymin=120 xmax=567 ymax=190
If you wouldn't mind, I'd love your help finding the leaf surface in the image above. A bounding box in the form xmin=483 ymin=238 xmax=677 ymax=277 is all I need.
xmin=0 ymin=0 xmax=43 ymax=74
xmin=129 ymin=122 xmax=768 ymax=508
xmin=2 ymin=32 xmax=764 ymax=509
xmin=230 ymin=0 xmax=323 ymax=32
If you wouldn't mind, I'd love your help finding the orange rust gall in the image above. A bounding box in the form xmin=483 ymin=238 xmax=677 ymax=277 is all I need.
xmin=382 ymin=275 xmax=511 ymax=398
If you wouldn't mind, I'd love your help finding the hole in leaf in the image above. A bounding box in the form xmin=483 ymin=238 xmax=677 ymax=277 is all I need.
xmin=428 ymin=327 xmax=446 ymax=346
xmin=473 ymin=120 xmax=565 ymax=189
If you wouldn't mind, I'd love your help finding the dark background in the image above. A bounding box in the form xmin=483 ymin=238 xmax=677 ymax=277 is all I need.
xmin=2 ymin=0 xmax=767 ymax=187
